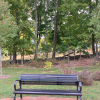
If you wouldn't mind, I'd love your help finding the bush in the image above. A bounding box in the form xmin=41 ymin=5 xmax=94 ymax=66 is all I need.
xmin=44 ymin=61 xmax=53 ymax=70
xmin=93 ymin=71 xmax=100 ymax=81
xmin=75 ymin=69 xmax=93 ymax=86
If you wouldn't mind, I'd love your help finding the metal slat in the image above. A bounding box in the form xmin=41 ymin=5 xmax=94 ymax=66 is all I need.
xmin=20 ymin=74 xmax=78 ymax=85
xmin=13 ymin=89 xmax=82 ymax=96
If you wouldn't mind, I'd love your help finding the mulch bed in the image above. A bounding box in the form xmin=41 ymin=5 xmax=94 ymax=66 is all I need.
xmin=0 ymin=96 xmax=79 ymax=100
xmin=0 ymin=75 xmax=11 ymax=79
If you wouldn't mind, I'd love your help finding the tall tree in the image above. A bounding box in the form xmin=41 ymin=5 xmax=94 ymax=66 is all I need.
xmin=5 ymin=0 xmax=33 ymax=63
xmin=0 ymin=0 xmax=18 ymax=75
xmin=89 ymin=0 xmax=100 ymax=58
xmin=13 ymin=0 xmax=20 ymax=64
xmin=56 ymin=0 xmax=90 ymax=58
xmin=44 ymin=0 xmax=48 ymax=58
xmin=34 ymin=2 xmax=38 ymax=59
xmin=89 ymin=0 xmax=95 ymax=55
xmin=52 ymin=0 xmax=60 ymax=58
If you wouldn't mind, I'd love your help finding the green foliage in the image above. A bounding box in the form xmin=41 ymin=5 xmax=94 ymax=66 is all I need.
xmin=41 ymin=43 xmax=52 ymax=53
xmin=44 ymin=61 xmax=53 ymax=70
xmin=1 ymin=0 xmax=98 ymax=60
xmin=4 ymin=0 xmax=34 ymax=56
xmin=56 ymin=0 xmax=91 ymax=54
xmin=0 ymin=1 xmax=18 ymax=45
xmin=82 ymin=51 xmax=89 ymax=55
xmin=89 ymin=3 xmax=100 ymax=38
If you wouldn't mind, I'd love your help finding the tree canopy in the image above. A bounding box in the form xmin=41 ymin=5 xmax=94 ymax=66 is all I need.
xmin=0 ymin=0 xmax=18 ymax=75
xmin=0 ymin=0 xmax=100 ymax=64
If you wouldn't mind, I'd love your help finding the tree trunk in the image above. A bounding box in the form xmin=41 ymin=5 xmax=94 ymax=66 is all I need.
xmin=52 ymin=15 xmax=57 ymax=58
xmin=10 ymin=51 xmax=13 ymax=64
xmin=0 ymin=46 xmax=2 ymax=76
xmin=34 ymin=3 xmax=38 ymax=60
xmin=44 ymin=0 xmax=48 ymax=58
xmin=20 ymin=48 xmax=24 ymax=65
xmin=80 ymin=49 xmax=81 ymax=58
xmin=89 ymin=0 xmax=95 ymax=56
xmin=37 ymin=16 xmax=41 ymax=49
xmin=13 ymin=0 xmax=20 ymax=63
xmin=96 ymin=0 xmax=98 ymax=58
xmin=23 ymin=50 xmax=24 ymax=62
xmin=13 ymin=52 xmax=17 ymax=63
xmin=96 ymin=38 xmax=98 ymax=58
xmin=74 ymin=49 xmax=75 ymax=60
xmin=92 ymin=34 xmax=95 ymax=55
xmin=89 ymin=0 xmax=95 ymax=55
xmin=52 ymin=0 xmax=60 ymax=58
xmin=96 ymin=0 xmax=98 ymax=6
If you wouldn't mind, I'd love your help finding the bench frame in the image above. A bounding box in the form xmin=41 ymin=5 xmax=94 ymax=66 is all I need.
xmin=13 ymin=74 xmax=82 ymax=100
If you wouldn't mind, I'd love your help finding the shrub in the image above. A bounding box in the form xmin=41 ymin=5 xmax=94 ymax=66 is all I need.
xmin=93 ymin=71 xmax=100 ymax=81
xmin=44 ymin=61 xmax=53 ymax=70
xmin=75 ymin=69 xmax=93 ymax=86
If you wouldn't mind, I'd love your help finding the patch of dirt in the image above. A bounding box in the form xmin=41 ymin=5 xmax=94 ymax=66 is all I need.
xmin=0 ymin=75 xmax=11 ymax=79
xmin=55 ymin=58 xmax=100 ymax=68
xmin=66 ymin=58 xmax=98 ymax=67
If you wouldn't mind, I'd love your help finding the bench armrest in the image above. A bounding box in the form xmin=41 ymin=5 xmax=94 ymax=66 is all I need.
xmin=14 ymin=80 xmax=20 ymax=90
xmin=78 ymin=81 xmax=82 ymax=92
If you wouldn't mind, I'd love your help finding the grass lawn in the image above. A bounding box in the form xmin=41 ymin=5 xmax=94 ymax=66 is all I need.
xmin=0 ymin=67 xmax=100 ymax=100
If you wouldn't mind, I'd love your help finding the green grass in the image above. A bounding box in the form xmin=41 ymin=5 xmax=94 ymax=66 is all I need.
xmin=0 ymin=67 xmax=100 ymax=100
xmin=74 ymin=66 xmax=100 ymax=72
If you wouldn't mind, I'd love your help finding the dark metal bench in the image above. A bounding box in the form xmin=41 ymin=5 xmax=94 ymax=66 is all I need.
xmin=13 ymin=74 xmax=82 ymax=100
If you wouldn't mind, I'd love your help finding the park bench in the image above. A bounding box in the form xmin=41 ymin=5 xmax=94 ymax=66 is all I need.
xmin=13 ymin=74 xmax=82 ymax=100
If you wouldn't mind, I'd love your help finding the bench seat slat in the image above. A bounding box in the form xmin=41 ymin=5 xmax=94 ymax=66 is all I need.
xmin=21 ymin=78 xmax=78 ymax=80
xmin=21 ymin=81 xmax=78 ymax=85
xmin=13 ymin=89 xmax=82 ymax=96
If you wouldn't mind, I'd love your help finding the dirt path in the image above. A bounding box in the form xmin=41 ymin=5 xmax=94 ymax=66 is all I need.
xmin=1 ymin=96 xmax=80 ymax=100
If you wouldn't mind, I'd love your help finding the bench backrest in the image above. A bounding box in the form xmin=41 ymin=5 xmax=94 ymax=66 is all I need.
xmin=20 ymin=74 xmax=79 ymax=85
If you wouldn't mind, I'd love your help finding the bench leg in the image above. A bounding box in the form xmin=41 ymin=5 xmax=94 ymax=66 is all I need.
xmin=20 ymin=94 xmax=22 ymax=99
xmin=14 ymin=94 xmax=16 ymax=100
xmin=80 ymin=96 xmax=82 ymax=100
xmin=77 ymin=96 xmax=78 ymax=100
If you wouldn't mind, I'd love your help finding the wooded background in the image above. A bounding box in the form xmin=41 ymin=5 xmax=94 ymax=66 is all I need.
xmin=0 ymin=0 xmax=100 ymax=65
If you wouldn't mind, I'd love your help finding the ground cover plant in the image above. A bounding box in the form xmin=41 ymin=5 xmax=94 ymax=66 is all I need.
xmin=93 ymin=71 xmax=100 ymax=81
xmin=1 ymin=58 xmax=100 ymax=100
xmin=75 ymin=69 xmax=93 ymax=85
